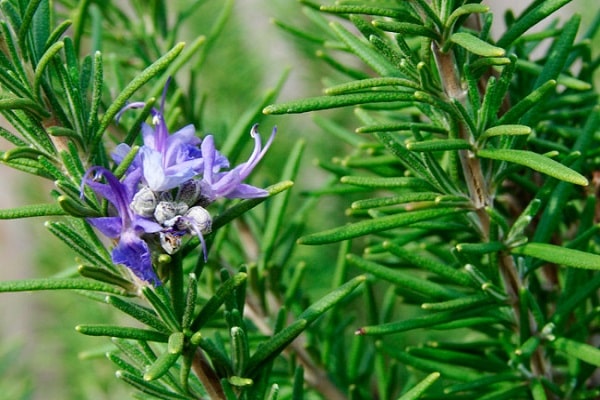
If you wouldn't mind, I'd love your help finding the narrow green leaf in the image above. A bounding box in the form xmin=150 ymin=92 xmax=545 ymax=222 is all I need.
xmin=116 ymin=370 xmax=189 ymax=400
xmin=144 ymin=351 xmax=180 ymax=381
xmin=397 ymin=372 xmax=440 ymax=400
xmin=319 ymin=5 xmax=409 ymax=19
xmin=325 ymin=77 xmax=420 ymax=95
xmin=421 ymin=293 xmax=492 ymax=311
xmin=456 ymin=241 xmax=505 ymax=254
xmin=346 ymin=255 xmax=457 ymax=299
xmin=245 ymin=319 xmax=308 ymax=376
xmin=357 ymin=122 xmax=447 ymax=134
xmin=340 ymin=176 xmax=434 ymax=190
xmin=17 ymin=0 xmax=44 ymax=51
xmin=406 ymin=139 xmax=471 ymax=152
xmin=78 ymin=265 xmax=135 ymax=292
xmin=182 ymin=274 xmax=198 ymax=330
xmin=497 ymin=80 xmax=556 ymax=125
xmin=330 ymin=21 xmax=401 ymax=77
xmin=76 ymin=325 xmax=169 ymax=342
xmin=445 ymin=4 xmax=490 ymax=33
xmin=450 ymin=32 xmax=505 ymax=57
xmin=299 ymin=208 xmax=464 ymax=245
xmin=190 ymin=273 xmax=247 ymax=331
xmin=516 ymin=59 xmax=591 ymax=91
xmin=0 ymin=97 xmax=50 ymax=117
xmin=142 ymin=287 xmax=181 ymax=332
xmin=58 ymin=195 xmax=100 ymax=218
xmin=210 ymin=181 xmax=293 ymax=232
xmin=480 ymin=125 xmax=531 ymax=140
xmin=259 ymin=140 xmax=304 ymax=271
xmin=550 ymin=337 xmax=600 ymax=367
xmin=372 ymin=20 xmax=440 ymax=41
xmin=263 ymin=91 xmax=414 ymax=115
xmin=351 ymin=192 xmax=440 ymax=210
xmin=105 ymin=295 xmax=170 ymax=334
xmin=0 ymin=277 xmax=127 ymax=295
xmin=381 ymin=344 xmax=486 ymax=382
xmin=356 ymin=304 xmax=495 ymax=335
xmin=33 ymin=40 xmax=64 ymax=98
xmin=91 ymin=42 xmax=185 ymax=157
xmin=477 ymin=148 xmax=588 ymax=186
xmin=298 ymin=275 xmax=366 ymax=323
xmin=384 ymin=242 xmax=474 ymax=286
xmin=231 ymin=327 xmax=249 ymax=376
xmin=497 ymin=0 xmax=572 ymax=48
xmin=0 ymin=202 xmax=66 ymax=219
xmin=45 ymin=220 xmax=113 ymax=269
xmin=512 ymin=243 xmax=600 ymax=270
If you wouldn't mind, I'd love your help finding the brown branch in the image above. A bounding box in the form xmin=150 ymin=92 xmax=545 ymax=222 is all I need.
xmin=191 ymin=349 xmax=226 ymax=400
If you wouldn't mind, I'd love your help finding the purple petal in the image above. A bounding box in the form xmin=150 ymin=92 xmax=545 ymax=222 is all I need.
xmin=112 ymin=231 xmax=159 ymax=285
xmin=87 ymin=216 xmax=122 ymax=238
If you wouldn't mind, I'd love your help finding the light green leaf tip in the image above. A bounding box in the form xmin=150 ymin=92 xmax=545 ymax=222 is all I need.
xmin=512 ymin=243 xmax=600 ymax=270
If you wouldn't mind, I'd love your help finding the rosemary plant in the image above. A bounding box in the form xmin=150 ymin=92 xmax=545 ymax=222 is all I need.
xmin=0 ymin=0 xmax=598 ymax=399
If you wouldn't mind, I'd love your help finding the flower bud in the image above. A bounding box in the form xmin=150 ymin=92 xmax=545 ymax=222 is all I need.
xmin=130 ymin=186 xmax=157 ymax=217
xmin=154 ymin=201 xmax=189 ymax=224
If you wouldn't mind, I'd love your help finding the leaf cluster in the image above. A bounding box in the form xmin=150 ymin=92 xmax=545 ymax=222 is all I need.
xmin=266 ymin=0 xmax=600 ymax=399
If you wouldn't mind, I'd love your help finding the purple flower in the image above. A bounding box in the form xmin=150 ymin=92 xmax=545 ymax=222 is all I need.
xmin=114 ymin=83 xmax=211 ymax=192
xmin=200 ymin=124 xmax=276 ymax=201
xmin=82 ymin=167 xmax=162 ymax=285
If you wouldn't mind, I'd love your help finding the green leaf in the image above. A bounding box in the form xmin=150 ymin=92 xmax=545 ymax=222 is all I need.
xmin=0 ymin=202 xmax=66 ymax=219
xmin=33 ymin=40 xmax=64 ymax=99
xmin=142 ymin=286 xmax=182 ymax=332
xmin=477 ymin=148 xmax=588 ymax=186
xmin=75 ymin=325 xmax=169 ymax=342
xmin=397 ymin=372 xmax=440 ymax=400
xmin=497 ymin=80 xmax=556 ymax=125
xmin=0 ymin=97 xmax=50 ymax=118
xmin=406 ymin=139 xmax=471 ymax=152
xmin=356 ymin=303 xmax=497 ymax=335
xmin=91 ymin=42 xmax=185 ymax=157
xmin=550 ymin=337 xmax=600 ymax=367
xmin=190 ymin=273 xmax=247 ymax=332
xmin=0 ymin=277 xmax=127 ymax=295
xmin=116 ymin=370 xmax=189 ymax=400
xmin=298 ymin=274 xmax=366 ymax=323
xmin=259 ymin=140 xmax=304 ymax=271
xmin=449 ymin=32 xmax=505 ymax=57
xmin=245 ymin=319 xmax=308 ymax=376
xmin=346 ymin=255 xmax=457 ymax=299
xmin=512 ymin=243 xmax=600 ymax=270
xmin=372 ymin=20 xmax=440 ymax=41
xmin=263 ymin=91 xmax=414 ymax=114
xmin=445 ymin=4 xmax=490 ymax=33
xmin=497 ymin=0 xmax=572 ymax=48
xmin=210 ymin=181 xmax=293 ymax=232
xmin=325 ymin=77 xmax=420 ymax=95
xmin=340 ymin=176 xmax=434 ymax=190
xmin=299 ymin=208 xmax=465 ymax=245
xmin=385 ymin=242 xmax=473 ymax=286
xmin=480 ymin=124 xmax=531 ymax=140
xmin=105 ymin=295 xmax=170 ymax=334
xmin=330 ymin=21 xmax=401 ymax=77
xmin=78 ymin=265 xmax=135 ymax=291
xmin=143 ymin=351 xmax=180 ymax=381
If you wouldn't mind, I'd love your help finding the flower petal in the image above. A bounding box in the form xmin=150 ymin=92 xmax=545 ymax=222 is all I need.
xmin=112 ymin=231 xmax=159 ymax=285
